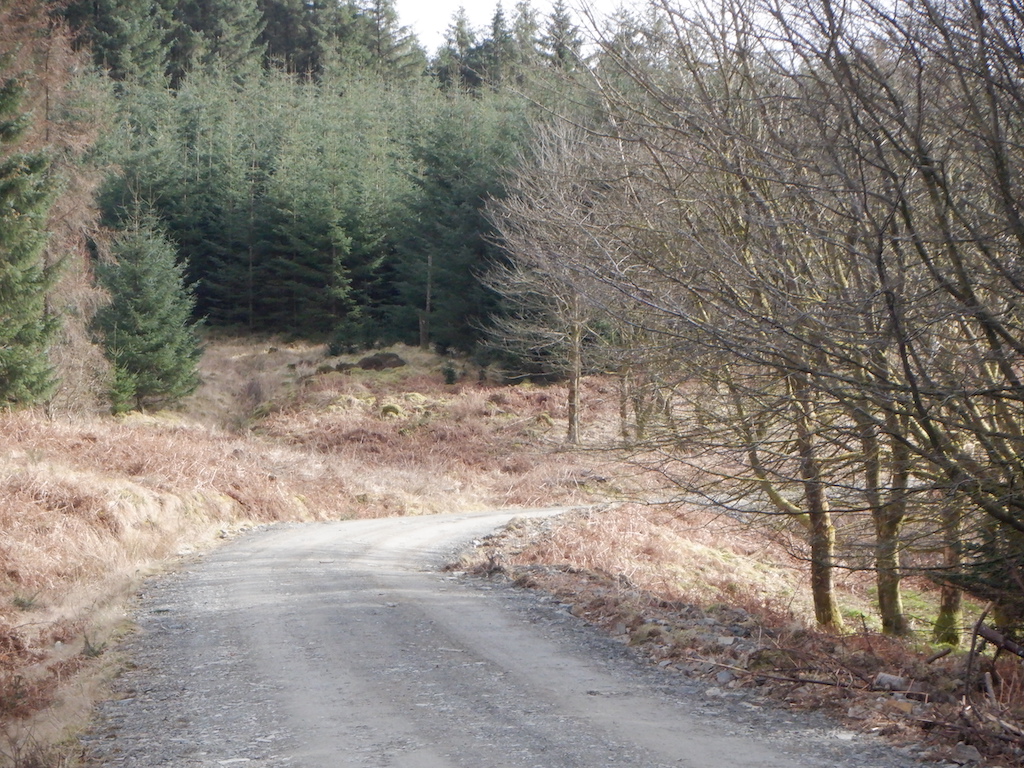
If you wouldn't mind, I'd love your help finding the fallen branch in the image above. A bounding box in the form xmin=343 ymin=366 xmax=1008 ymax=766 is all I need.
xmin=983 ymin=711 xmax=1024 ymax=739
xmin=913 ymin=714 xmax=1024 ymax=746
xmin=978 ymin=624 xmax=1024 ymax=661
xmin=680 ymin=656 xmax=866 ymax=690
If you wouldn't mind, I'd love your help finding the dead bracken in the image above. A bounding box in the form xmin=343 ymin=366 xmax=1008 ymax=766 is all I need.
xmin=454 ymin=509 xmax=1024 ymax=766
xmin=0 ymin=339 xmax=612 ymax=764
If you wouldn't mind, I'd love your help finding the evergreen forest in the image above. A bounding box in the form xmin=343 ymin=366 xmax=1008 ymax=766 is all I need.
xmin=54 ymin=0 xmax=585 ymax=359
xmin=4 ymin=0 xmax=1024 ymax=648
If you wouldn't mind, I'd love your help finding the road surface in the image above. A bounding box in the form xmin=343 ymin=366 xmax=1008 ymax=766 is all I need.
xmin=83 ymin=508 xmax=918 ymax=768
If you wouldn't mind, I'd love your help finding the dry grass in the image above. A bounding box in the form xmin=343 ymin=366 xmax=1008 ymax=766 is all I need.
xmin=498 ymin=504 xmax=816 ymax=619
xmin=252 ymin=355 xmax=622 ymax=513
xmin=453 ymin=504 xmax=829 ymax=630
xmin=0 ymin=338 xmax=618 ymax=763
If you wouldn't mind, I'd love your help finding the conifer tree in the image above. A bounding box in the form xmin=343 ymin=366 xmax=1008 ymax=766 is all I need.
xmin=541 ymin=0 xmax=582 ymax=70
xmin=483 ymin=4 xmax=516 ymax=85
xmin=61 ymin=0 xmax=174 ymax=82
xmin=5 ymin=0 xmax=110 ymax=414
xmin=356 ymin=0 xmax=425 ymax=80
xmin=511 ymin=0 xmax=542 ymax=69
xmin=400 ymin=90 xmax=528 ymax=352
xmin=94 ymin=216 xmax=200 ymax=411
xmin=256 ymin=79 xmax=359 ymax=334
xmin=259 ymin=0 xmax=348 ymax=76
xmin=168 ymin=0 xmax=266 ymax=83
xmin=0 ymin=74 xmax=58 ymax=405
xmin=434 ymin=8 xmax=478 ymax=89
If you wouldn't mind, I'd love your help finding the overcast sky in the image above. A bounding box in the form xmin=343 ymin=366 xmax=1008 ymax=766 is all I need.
xmin=392 ymin=1 xmax=621 ymax=55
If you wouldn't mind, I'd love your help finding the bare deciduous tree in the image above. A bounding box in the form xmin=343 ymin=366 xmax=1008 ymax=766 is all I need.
xmin=498 ymin=0 xmax=1024 ymax=636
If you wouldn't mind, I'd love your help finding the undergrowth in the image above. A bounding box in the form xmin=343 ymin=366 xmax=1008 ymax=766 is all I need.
xmin=10 ymin=336 xmax=1015 ymax=765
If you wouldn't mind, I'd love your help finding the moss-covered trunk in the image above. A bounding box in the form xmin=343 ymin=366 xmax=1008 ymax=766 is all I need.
xmin=934 ymin=504 xmax=964 ymax=645
xmin=793 ymin=375 xmax=844 ymax=631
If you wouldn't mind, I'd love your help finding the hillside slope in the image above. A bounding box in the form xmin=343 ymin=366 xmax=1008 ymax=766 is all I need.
xmin=0 ymin=338 xmax=613 ymax=764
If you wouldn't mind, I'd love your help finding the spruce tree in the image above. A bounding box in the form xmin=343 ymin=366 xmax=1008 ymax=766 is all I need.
xmin=541 ymin=0 xmax=582 ymax=70
xmin=0 ymin=75 xmax=58 ymax=405
xmin=61 ymin=0 xmax=174 ymax=82
xmin=257 ymin=81 xmax=356 ymax=335
xmin=511 ymin=0 xmax=542 ymax=69
xmin=168 ymin=0 xmax=266 ymax=84
xmin=399 ymin=89 xmax=528 ymax=352
xmin=434 ymin=8 xmax=478 ymax=89
xmin=258 ymin=0 xmax=341 ymax=76
xmin=94 ymin=216 xmax=201 ymax=411
xmin=355 ymin=0 xmax=426 ymax=80
xmin=482 ymin=5 xmax=516 ymax=86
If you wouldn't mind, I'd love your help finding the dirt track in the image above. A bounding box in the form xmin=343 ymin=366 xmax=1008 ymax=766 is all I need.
xmin=82 ymin=509 xmax=921 ymax=768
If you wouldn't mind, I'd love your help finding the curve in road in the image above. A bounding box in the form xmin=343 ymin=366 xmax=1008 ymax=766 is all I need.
xmin=83 ymin=508 xmax=917 ymax=768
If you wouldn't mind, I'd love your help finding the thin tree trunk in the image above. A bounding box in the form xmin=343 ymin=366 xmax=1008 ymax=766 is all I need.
xmin=566 ymin=370 xmax=580 ymax=445
xmin=419 ymin=253 xmax=433 ymax=351
xmin=876 ymin=418 xmax=910 ymax=635
xmin=875 ymin=517 xmax=908 ymax=635
xmin=566 ymin=317 xmax=582 ymax=445
xmin=805 ymin=467 xmax=843 ymax=631
xmin=934 ymin=503 xmax=964 ymax=645
xmin=862 ymin=411 xmax=910 ymax=635
xmin=793 ymin=375 xmax=844 ymax=631
xmin=618 ymin=368 xmax=632 ymax=445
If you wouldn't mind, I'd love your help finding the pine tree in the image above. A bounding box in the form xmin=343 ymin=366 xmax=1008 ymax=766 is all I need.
xmin=482 ymin=4 xmax=516 ymax=86
xmin=441 ymin=5 xmax=517 ymax=90
xmin=61 ymin=0 xmax=174 ymax=82
xmin=101 ymin=70 xmax=279 ymax=329
xmin=4 ymin=1 xmax=110 ymax=414
xmin=399 ymin=89 xmax=529 ymax=352
xmin=318 ymin=71 xmax=419 ymax=346
xmin=511 ymin=0 xmax=541 ymax=69
xmin=258 ymin=0 xmax=332 ymax=76
xmin=541 ymin=0 xmax=582 ymax=70
xmin=434 ymin=8 xmax=479 ymax=89
xmin=168 ymin=0 xmax=266 ymax=84
xmin=94 ymin=216 xmax=201 ymax=411
xmin=99 ymin=66 xmax=422 ymax=340
xmin=161 ymin=71 xmax=266 ymax=326
xmin=256 ymin=81 xmax=356 ymax=335
xmin=356 ymin=0 xmax=426 ymax=80
xmin=0 ymin=74 xmax=58 ymax=405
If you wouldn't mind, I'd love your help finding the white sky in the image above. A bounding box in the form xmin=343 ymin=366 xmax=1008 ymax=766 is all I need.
xmin=393 ymin=1 xmax=623 ymax=55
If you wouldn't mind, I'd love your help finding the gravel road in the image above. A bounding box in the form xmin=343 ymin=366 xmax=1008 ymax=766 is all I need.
xmin=82 ymin=508 xmax=927 ymax=768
